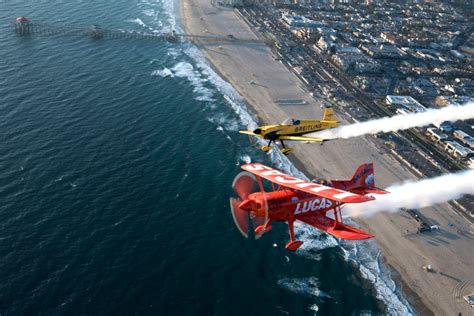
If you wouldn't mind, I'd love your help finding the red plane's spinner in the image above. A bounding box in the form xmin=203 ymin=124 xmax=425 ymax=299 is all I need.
xmin=230 ymin=163 xmax=388 ymax=251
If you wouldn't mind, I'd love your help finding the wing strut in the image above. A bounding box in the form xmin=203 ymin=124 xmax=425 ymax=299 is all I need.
xmin=333 ymin=203 xmax=345 ymax=230
xmin=257 ymin=175 xmax=265 ymax=192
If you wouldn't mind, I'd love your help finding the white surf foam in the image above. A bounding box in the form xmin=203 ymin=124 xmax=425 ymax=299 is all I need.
xmin=139 ymin=0 xmax=176 ymax=33
xmin=207 ymin=114 xmax=240 ymax=131
xmin=143 ymin=9 xmax=156 ymax=17
xmin=240 ymin=154 xmax=252 ymax=164
xmin=168 ymin=61 xmax=216 ymax=102
xmin=167 ymin=48 xmax=180 ymax=59
xmin=309 ymin=304 xmax=319 ymax=314
xmin=295 ymin=222 xmax=339 ymax=251
xmin=128 ymin=18 xmax=147 ymax=28
xmin=151 ymin=68 xmax=173 ymax=77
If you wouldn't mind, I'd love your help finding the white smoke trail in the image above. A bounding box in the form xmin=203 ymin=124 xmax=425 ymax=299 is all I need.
xmin=347 ymin=169 xmax=474 ymax=217
xmin=310 ymin=102 xmax=474 ymax=140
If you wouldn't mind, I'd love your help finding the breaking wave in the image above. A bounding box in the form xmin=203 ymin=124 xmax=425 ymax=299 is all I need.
xmin=127 ymin=18 xmax=147 ymax=28
xmin=151 ymin=67 xmax=173 ymax=77
xmin=239 ymin=154 xmax=252 ymax=164
xmin=169 ymin=61 xmax=216 ymax=102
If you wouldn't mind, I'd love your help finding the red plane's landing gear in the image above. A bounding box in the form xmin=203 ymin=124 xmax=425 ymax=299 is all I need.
xmin=280 ymin=140 xmax=293 ymax=156
xmin=255 ymin=219 xmax=273 ymax=235
xmin=285 ymin=220 xmax=303 ymax=251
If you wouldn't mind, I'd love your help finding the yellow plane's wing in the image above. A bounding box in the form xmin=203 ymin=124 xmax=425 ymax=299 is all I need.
xmin=278 ymin=135 xmax=326 ymax=142
xmin=239 ymin=130 xmax=261 ymax=137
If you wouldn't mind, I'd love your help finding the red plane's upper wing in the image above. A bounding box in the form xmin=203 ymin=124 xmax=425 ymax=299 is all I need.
xmin=241 ymin=163 xmax=374 ymax=204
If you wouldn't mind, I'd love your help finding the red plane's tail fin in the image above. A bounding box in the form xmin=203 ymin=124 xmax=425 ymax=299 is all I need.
xmin=331 ymin=163 xmax=388 ymax=195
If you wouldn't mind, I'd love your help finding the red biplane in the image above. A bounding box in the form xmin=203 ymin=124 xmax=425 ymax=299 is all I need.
xmin=230 ymin=163 xmax=387 ymax=251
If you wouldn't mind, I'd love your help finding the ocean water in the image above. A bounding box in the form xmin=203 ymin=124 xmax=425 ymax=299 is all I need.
xmin=0 ymin=0 xmax=413 ymax=314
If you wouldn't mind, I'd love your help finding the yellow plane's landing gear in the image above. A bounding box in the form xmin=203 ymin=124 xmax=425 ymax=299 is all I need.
xmin=281 ymin=148 xmax=294 ymax=155
xmin=280 ymin=140 xmax=293 ymax=155
xmin=261 ymin=140 xmax=274 ymax=153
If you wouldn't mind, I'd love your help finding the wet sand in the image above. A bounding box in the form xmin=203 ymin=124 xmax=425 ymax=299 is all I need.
xmin=180 ymin=0 xmax=474 ymax=314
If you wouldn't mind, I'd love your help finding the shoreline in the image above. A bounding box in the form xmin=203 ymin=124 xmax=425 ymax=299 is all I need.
xmin=387 ymin=262 xmax=435 ymax=316
xmin=178 ymin=0 xmax=474 ymax=314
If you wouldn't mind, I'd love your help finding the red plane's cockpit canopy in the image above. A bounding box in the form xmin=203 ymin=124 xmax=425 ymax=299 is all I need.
xmin=281 ymin=118 xmax=301 ymax=125
xmin=311 ymin=178 xmax=331 ymax=187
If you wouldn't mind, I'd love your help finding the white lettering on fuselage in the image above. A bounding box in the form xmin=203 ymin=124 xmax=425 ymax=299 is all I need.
xmin=294 ymin=198 xmax=333 ymax=215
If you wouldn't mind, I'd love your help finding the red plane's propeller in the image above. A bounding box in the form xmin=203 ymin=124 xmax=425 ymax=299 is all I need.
xmin=230 ymin=171 xmax=268 ymax=240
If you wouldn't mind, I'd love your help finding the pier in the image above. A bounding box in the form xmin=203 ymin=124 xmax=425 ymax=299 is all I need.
xmin=13 ymin=16 xmax=263 ymax=45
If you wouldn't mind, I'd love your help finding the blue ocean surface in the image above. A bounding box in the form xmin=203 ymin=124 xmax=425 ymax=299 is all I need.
xmin=0 ymin=0 xmax=412 ymax=314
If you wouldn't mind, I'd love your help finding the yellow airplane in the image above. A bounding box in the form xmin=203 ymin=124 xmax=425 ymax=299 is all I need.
xmin=240 ymin=107 xmax=339 ymax=155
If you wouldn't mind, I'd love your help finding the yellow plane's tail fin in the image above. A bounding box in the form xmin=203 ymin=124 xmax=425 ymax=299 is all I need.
xmin=322 ymin=107 xmax=338 ymax=122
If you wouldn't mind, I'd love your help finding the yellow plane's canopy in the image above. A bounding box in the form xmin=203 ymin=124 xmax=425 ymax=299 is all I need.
xmin=278 ymin=135 xmax=326 ymax=142
xmin=281 ymin=118 xmax=301 ymax=125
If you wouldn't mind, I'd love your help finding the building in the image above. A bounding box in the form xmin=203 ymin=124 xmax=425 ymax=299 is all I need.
xmin=433 ymin=121 xmax=453 ymax=133
xmin=426 ymin=127 xmax=448 ymax=142
xmin=386 ymin=95 xmax=427 ymax=113
xmin=281 ymin=14 xmax=325 ymax=29
xmin=331 ymin=48 xmax=381 ymax=73
xmin=453 ymin=130 xmax=474 ymax=149
xmin=314 ymin=36 xmax=335 ymax=53
xmin=469 ymin=157 xmax=474 ymax=169
xmin=411 ymin=78 xmax=439 ymax=96
xmin=444 ymin=140 xmax=473 ymax=158
xmin=380 ymin=31 xmax=397 ymax=45
xmin=295 ymin=28 xmax=320 ymax=41
xmin=434 ymin=95 xmax=474 ymax=107
xmin=360 ymin=44 xmax=405 ymax=59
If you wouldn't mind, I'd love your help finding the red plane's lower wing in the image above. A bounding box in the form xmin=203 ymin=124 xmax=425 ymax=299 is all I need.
xmin=297 ymin=213 xmax=374 ymax=240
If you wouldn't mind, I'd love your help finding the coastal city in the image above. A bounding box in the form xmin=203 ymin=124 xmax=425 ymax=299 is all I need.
xmin=228 ymin=1 xmax=474 ymax=219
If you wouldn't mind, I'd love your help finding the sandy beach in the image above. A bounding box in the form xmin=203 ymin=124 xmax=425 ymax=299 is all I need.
xmin=180 ymin=1 xmax=474 ymax=314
